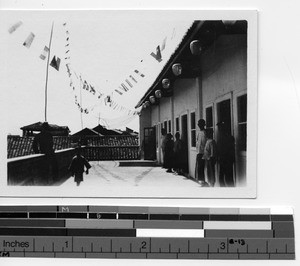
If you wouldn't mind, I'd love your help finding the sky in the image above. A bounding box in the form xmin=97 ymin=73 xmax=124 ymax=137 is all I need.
xmin=0 ymin=10 xmax=193 ymax=135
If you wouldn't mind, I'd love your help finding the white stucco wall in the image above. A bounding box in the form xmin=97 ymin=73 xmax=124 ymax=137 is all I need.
xmin=201 ymin=34 xmax=247 ymax=104
xmin=201 ymin=34 xmax=247 ymax=184
xmin=173 ymin=78 xmax=200 ymax=176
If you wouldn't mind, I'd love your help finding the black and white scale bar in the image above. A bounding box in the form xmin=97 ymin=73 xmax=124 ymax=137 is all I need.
xmin=0 ymin=237 xmax=295 ymax=259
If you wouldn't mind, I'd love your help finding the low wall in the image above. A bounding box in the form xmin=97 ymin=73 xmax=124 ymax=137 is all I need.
xmin=83 ymin=146 xmax=140 ymax=161
xmin=7 ymin=148 xmax=75 ymax=186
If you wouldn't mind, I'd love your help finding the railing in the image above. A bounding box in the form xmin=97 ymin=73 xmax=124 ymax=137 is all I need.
xmin=7 ymin=148 xmax=75 ymax=186
xmin=7 ymin=145 xmax=140 ymax=186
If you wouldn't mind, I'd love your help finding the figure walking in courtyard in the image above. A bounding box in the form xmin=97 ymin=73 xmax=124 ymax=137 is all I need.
xmin=69 ymin=147 xmax=91 ymax=186
xmin=195 ymin=119 xmax=207 ymax=185
xmin=203 ymin=128 xmax=217 ymax=187
xmin=217 ymin=121 xmax=235 ymax=187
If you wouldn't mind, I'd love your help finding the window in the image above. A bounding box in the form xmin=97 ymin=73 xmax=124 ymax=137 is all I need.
xmin=164 ymin=121 xmax=167 ymax=132
xmin=190 ymin=112 xmax=196 ymax=147
xmin=237 ymin=94 xmax=247 ymax=151
xmin=175 ymin=117 xmax=179 ymax=133
xmin=205 ymin=106 xmax=213 ymax=131
xmin=168 ymin=120 xmax=171 ymax=133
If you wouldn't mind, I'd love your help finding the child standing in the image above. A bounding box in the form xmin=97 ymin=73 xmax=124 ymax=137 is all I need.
xmin=203 ymin=129 xmax=217 ymax=187
xmin=69 ymin=147 xmax=91 ymax=186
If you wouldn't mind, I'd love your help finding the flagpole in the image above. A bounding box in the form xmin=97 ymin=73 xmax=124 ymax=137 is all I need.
xmin=44 ymin=21 xmax=54 ymax=122
xmin=79 ymin=75 xmax=83 ymax=129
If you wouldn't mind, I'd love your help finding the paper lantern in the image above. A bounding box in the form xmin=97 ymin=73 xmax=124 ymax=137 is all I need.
xmin=149 ymin=96 xmax=155 ymax=104
xmin=162 ymin=78 xmax=170 ymax=89
xmin=172 ymin=63 xmax=182 ymax=76
xmin=155 ymin=90 xmax=162 ymax=98
xmin=143 ymin=101 xmax=150 ymax=108
xmin=222 ymin=20 xmax=237 ymax=27
xmin=190 ymin=40 xmax=202 ymax=55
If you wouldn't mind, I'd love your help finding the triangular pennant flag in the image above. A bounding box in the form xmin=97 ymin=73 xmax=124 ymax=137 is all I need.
xmin=161 ymin=37 xmax=167 ymax=51
xmin=8 ymin=21 xmax=23 ymax=34
xmin=129 ymin=75 xmax=137 ymax=83
xmin=39 ymin=46 xmax=49 ymax=60
xmin=50 ymin=56 xmax=61 ymax=71
xmin=23 ymin=32 xmax=35 ymax=48
xmin=150 ymin=45 xmax=162 ymax=62
xmin=83 ymin=80 xmax=89 ymax=91
xmin=125 ymin=79 xmax=133 ymax=88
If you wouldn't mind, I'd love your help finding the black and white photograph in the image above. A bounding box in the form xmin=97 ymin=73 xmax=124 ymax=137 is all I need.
xmin=0 ymin=10 xmax=257 ymax=198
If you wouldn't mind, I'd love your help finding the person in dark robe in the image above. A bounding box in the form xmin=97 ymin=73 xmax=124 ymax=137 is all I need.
xmin=69 ymin=147 xmax=91 ymax=186
xmin=164 ymin=133 xmax=174 ymax=173
xmin=173 ymin=132 xmax=184 ymax=175
xmin=32 ymin=122 xmax=57 ymax=185
xmin=216 ymin=121 xmax=235 ymax=187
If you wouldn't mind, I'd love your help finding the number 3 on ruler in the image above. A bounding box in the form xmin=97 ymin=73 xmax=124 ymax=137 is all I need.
xmin=220 ymin=242 xmax=226 ymax=250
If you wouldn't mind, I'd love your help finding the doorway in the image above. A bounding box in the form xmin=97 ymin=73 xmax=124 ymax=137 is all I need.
xmin=181 ymin=114 xmax=189 ymax=173
xmin=217 ymin=99 xmax=232 ymax=135
xmin=144 ymin=127 xmax=156 ymax=160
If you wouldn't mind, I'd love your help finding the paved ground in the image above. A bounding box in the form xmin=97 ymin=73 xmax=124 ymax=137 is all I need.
xmin=60 ymin=161 xmax=209 ymax=198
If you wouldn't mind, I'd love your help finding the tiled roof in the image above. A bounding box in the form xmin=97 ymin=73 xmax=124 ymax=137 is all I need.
xmin=7 ymin=135 xmax=139 ymax=159
xmin=20 ymin=121 xmax=70 ymax=132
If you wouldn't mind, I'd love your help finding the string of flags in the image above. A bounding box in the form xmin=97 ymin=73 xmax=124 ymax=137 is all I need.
xmin=7 ymin=19 xmax=177 ymax=121
xmin=8 ymin=21 xmax=61 ymax=71
xmin=62 ymin=22 xmax=138 ymax=117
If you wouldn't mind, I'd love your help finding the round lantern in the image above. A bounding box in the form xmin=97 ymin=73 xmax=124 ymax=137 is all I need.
xmin=172 ymin=63 xmax=182 ymax=76
xmin=162 ymin=78 xmax=170 ymax=89
xmin=149 ymin=96 xmax=155 ymax=104
xmin=222 ymin=20 xmax=236 ymax=27
xmin=143 ymin=101 xmax=150 ymax=108
xmin=155 ymin=90 xmax=162 ymax=98
xmin=190 ymin=40 xmax=202 ymax=55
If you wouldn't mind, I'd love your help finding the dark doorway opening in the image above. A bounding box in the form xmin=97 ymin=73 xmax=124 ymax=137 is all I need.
xmin=144 ymin=127 xmax=156 ymax=160
xmin=181 ymin=114 xmax=189 ymax=174
xmin=217 ymin=99 xmax=232 ymax=135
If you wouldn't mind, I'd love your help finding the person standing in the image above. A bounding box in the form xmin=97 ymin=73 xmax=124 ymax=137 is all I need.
xmin=32 ymin=122 xmax=54 ymax=155
xmin=173 ymin=132 xmax=184 ymax=175
xmin=69 ymin=147 xmax=91 ymax=186
xmin=164 ymin=133 xmax=174 ymax=173
xmin=161 ymin=128 xmax=167 ymax=168
xmin=32 ymin=122 xmax=57 ymax=184
xmin=217 ymin=121 xmax=235 ymax=187
xmin=203 ymin=129 xmax=217 ymax=187
xmin=195 ymin=119 xmax=207 ymax=185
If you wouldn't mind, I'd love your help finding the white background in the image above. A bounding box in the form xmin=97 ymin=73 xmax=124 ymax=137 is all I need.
xmin=0 ymin=0 xmax=300 ymax=266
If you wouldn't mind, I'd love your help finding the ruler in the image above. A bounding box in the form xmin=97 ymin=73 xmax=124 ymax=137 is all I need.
xmin=0 ymin=206 xmax=295 ymax=260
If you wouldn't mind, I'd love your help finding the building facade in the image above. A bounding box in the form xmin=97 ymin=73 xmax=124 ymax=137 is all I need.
xmin=136 ymin=20 xmax=248 ymax=186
